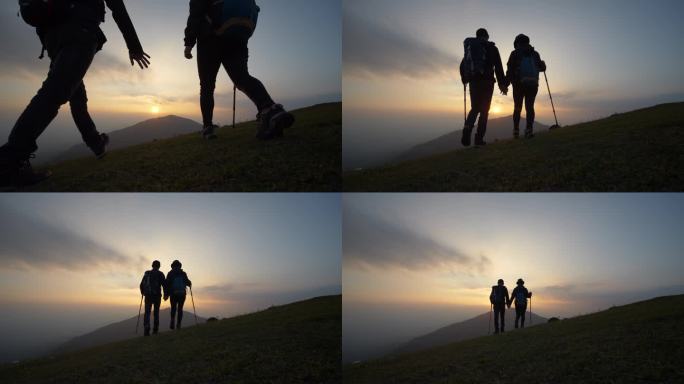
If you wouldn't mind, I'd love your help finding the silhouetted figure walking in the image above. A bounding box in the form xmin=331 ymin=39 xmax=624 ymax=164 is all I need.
xmin=140 ymin=261 xmax=166 ymax=336
xmin=184 ymin=0 xmax=294 ymax=140
xmin=489 ymin=279 xmax=510 ymax=334
xmin=509 ymin=278 xmax=532 ymax=328
xmin=506 ymin=34 xmax=546 ymax=139
xmin=1 ymin=0 xmax=151 ymax=187
xmin=165 ymin=260 xmax=192 ymax=330
xmin=460 ymin=28 xmax=508 ymax=147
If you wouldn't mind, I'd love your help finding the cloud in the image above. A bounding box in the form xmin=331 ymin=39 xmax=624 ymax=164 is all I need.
xmin=0 ymin=204 xmax=141 ymax=271
xmin=343 ymin=206 xmax=491 ymax=273
xmin=343 ymin=11 xmax=459 ymax=79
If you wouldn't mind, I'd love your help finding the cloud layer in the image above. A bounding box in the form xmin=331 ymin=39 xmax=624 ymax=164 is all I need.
xmin=0 ymin=205 xmax=139 ymax=271
xmin=343 ymin=207 xmax=490 ymax=273
xmin=343 ymin=11 xmax=459 ymax=79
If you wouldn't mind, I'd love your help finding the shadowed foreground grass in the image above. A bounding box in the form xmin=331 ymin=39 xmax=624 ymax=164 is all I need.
xmin=26 ymin=102 xmax=341 ymax=192
xmin=344 ymin=295 xmax=684 ymax=384
xmin=344 ymin=102 xmax=684 ymax=191
xmin=0 ymin=295 xmax=341 ymax=384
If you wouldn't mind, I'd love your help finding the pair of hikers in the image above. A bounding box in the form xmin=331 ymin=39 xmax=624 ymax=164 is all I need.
xmin=0 ymin=0 xmax=294 ymax=187
xmin=489 ymin=278 xmax=532 ymax=334
xmin=460 ymin=28 xmax=547 ymax=146
xmin=139 ymin=260 xmax=193 ymax=336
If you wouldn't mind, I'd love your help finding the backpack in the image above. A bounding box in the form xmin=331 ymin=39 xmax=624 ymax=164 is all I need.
xmin=172 ymin=275 xmax=186 ymax=295
xmin=518 ymin=54 xmax=539 ymax=85
xmin=142 ymin=271 xmax=154 ymax=296
xmin=462 ymin=37 xmax=487 ymax=83
xmin=515 ymin=288 xmax=528 ymax=306
xmin=18 ymin=0 xmax=60 ymax=27
xmin=490 ymin=285 xmax=504 ymax=304
xmin=209 ymin=0 xmax=260 ymax=39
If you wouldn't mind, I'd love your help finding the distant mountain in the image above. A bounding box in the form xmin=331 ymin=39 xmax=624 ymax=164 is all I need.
xmin=53 ymin=115 xmax=203 ymax=163
xmin=395 ymin=115 xmax=549 ymax=163
xmin=54 ymin=309 xmax=205 ymax=355
xmin=394 ymin=309 xmax=547 ymax=356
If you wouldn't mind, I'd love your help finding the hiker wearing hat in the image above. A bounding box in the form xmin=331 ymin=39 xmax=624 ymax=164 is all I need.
xmin=460 ymin=28 xmax=508 ymax=147
xmin=489 ymin=279 xmax=510 ymax=334
xmin=509 ymin=278 xmax=533 ymax=328
xmin=506 ymin=34 xmax=547 ymax=139
xmin=164 ymin=260 xmax=192 ymax=330
xmin=139 ymin=261 xmax=166 ymax=336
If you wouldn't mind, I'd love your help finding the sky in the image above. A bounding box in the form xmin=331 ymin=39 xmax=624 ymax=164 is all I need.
xmin=343 ymin=0 xmax=684 ymax=169
xmin=0 ymin=193 xmax=341 ymax=363
xmin=0 ymin=0 xmax=341 ymax=161
xmin=343 ymin=193 xmax=684 ymax=362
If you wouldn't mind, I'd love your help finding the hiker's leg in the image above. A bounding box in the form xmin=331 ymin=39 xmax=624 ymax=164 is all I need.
xmin=152 ymin=295 xmax=161 ymax=333
xmin=465 ymin=81 xmax=483 ymax=127
xmin=475 ymin=82 xmax=495 ymax=141
xmin=177 ymin=295 xmax=186 ymax=327
xmin=221 ymin=38 xmax=275 ymax=112
xmin=6 ymin=39 xmax=97 ymax=157
xmin=512 ymin=84 xmax=523 ymax=132
xmin=143 ymin=296 xmax=152 ymax=334
xmin=519 ymin=304 xmax=527 ymax=328
xmin=500 ymin=306 xmax=506 ymax=332
xmin=525 ymin=85 xmax=539 ymax=132
xmin=69 ymin=81 xmax=101 ymax=146
xmin=197 ymin=37 xmax=222 ymax=127
xmin=170 ymin=296 xmax=178 ymax=328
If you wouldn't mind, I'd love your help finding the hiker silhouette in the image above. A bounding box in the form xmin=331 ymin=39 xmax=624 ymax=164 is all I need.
xmin=139 ymin=260 xmax=166 ymax=336
xmin=184 ymin=0 xmax=295 ymax=141
xmin=509 ymin=278 xmax=533 ymax=328
xmin=506 ymin=34 xmax=547 ymax=139
xmin=489 ymin=279 xmax=510 ymax=334
xmin=460 ymin=28 xmax=508 ymax=147
xmin=165 ymin=260 xmax=193 ymax=330
xmin=0 ymin=0 xmax=151 ymax=188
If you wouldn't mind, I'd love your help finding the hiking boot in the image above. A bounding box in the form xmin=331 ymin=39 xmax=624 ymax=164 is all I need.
xmin=0 ymin=153 xmax=51 ymax=188
xmin=256 ymin=104 xmax=294 ymax=141
xmin=513 ymin=128 xmax=520 ymax=139
xmin=475 ymin=138 xmax=487 ymax=147
xmin=524 ymin=129 xmax=535 ymax=139
xmin=461 ymin=125 xmax=473 ymax=147
xmin=144 ymin=329 xmax=150 ymax=337
xmin=169 ymin=321 xmax=175 ymax=330
xmin=89 ymin=133 xmax=109 ymax=159
xmin=202 ymin=124 xmax=218 ymax=140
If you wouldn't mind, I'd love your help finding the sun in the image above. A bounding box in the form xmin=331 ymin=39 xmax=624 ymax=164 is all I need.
xmin=491 ymin=105 xmax=502 ymax=114
xmin=150 ymin=105 xmax=160 ymax=114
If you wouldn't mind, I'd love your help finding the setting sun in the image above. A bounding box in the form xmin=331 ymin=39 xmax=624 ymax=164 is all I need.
xmin=491 ymin=105 xmax=502 ymax=114
xmin=150 ymin=105 xmax=160 ymax=114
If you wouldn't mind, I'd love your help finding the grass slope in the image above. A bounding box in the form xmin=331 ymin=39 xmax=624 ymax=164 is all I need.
xmin=344 ymin=102 xmax=684 ymax=191
xmin=344 ymin=295 xmax=684 ymax=384
xmin=27 ymin=103 xmax=341 ymax=192
xmin=0 ymin=295 xmax=341 ymax=384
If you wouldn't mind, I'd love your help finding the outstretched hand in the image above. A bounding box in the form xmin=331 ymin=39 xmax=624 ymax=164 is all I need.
xmin=130 ymin=51 xmax=151 ymax=69
xmin=184 ymin=46 xmax=193 ymax=60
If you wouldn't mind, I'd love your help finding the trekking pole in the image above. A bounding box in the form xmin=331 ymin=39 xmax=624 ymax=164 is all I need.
xmin=232 ymin=84 xmax=237 ymax=129
xmin=135 ymin=294 xmax=143 ymax=334
xmin=463 ymin=84 xmax=467 ymax=124
xmin=488 ymin=303 xmax=492 ymax=335
xmin=190 ymin=287 xmax=199 ymax=326
xmin=543 ymin=72 xmax=560 ymax=129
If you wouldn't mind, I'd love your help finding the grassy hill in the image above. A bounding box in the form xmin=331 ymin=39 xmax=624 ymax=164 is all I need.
xmin=25 ymin=103 xmax=341 ymax=192
xmin=344 ymin=295 xmax=684 ymax=384
xmin=0 ymin=295 xmax=341 ymax=384
xmin=344 ymin=102 xmax=684 ymax=191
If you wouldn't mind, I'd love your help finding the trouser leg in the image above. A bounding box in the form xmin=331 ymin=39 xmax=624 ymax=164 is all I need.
xmin=197 ymin=38 xmax=222 ymax=127
xmin=513 ymin=84 xmax=524 ymax=132
xmin=177 ymin=295 xmax=186 ymax=327
xmin=221 ymin=38 xmax=274 ymax=112
xmin=143 ymin=296 xmax=152 ymax=334
xmin=475 ymin=81 xmax=494 ymax=140
xmin=524 ymin=85 xmax=539 ymax=131
xmin=69 ymin=81 xmax=100 ymax=147
xmin=6 ymin=40 xmax=96 ymax=157
xmin=170 ymin=296 xmax=178 ymax=328
xmin=465 ymin=81 xmax=484 ymax=128
xmin=152 ymin=296 xmax=161 ymax=333
xmin=519 ymin=304 xmax=527 ymax=328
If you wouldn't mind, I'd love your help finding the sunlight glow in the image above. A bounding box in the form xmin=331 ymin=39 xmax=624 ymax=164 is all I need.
xmin=150 ymin=105 xmax=161 ymax=114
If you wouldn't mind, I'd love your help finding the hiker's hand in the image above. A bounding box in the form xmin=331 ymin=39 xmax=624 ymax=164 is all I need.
xmin=184 ymin=46 xmax=193 ymax=60
xmin=130 ymin=51 xmax=151 ymax=69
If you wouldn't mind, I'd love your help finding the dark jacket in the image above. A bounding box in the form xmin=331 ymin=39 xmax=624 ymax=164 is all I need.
xmin=38 ymin=0 xmax=143 ymax=54
xmin=165 ymin=268 xmax=192 ymax=296
xmin=460 ymin=39 xmax=507 ymax=86
xmin=490 ymin=285 xmax=510 ymax=306
xmin=509 ymin=286 xmax=530 ymax=307
xmin=139 ymin=269 xmax=166 ymax=297
xmin=506 ymin=45 xmax=546 ymax=85
xmin=184 ymin=0 xmax=216 ymax=48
